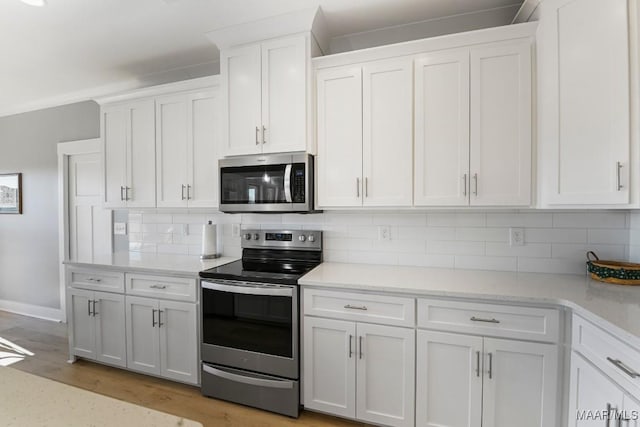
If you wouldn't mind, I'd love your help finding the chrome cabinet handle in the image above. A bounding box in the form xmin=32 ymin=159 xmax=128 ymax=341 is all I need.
xmin=476 ymin=351 xmax=480 ymax=377
xmin=120 ymin=186 xmax=125 ymax=201
xmin=125 ymin=187 xmax=131 ymax=201
xmin=92 ymin=300 xmax=98 ymax=316
xmin=181 ymin=184 xmax=186 ymax=200
xmin=488 ymin=352 xmax=493 ymax=379
xmin=356 ymin=178 xmax=360 ymax=198
xmin=87 ymin=300 xmax=92 ymax=316
xmin=150 ymin=284 xmax=167 ymax=290
xmin=463 ymin=174 xmax=468 ymax=197
xmin=470 ymin=316 xmax=500 ymax=324
xmin=348 ymin=335 xmax=353 ymax=358
xmin=344 ymin=304 xmax=368 ymax=311
xmin=365 ymin=177 xmax=369 ymax=198
xmin=617 ymin=162 xmax=623 ymax=191
xmin=262 ymin=125 xmax=267 ymax=144
xmin=255 ymin=126 xmax=260 ymax=145
xmin=473 ymin=173 xmax=478 ymax=196
xmin=158 ymin=310 xmax=164 ymax=327
xmin=187 ymin=185 xmax=192 ymax=200
xmin=607 ymin=357 xmax=640 ymax=379
xmin=152 ymin=309 xmax=157 ymax=327
xmin=359 ymin=336 xmax=364 ymax=359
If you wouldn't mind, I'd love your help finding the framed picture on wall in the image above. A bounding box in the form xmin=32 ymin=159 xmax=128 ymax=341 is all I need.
xmin=0 ymin=173 xmax=22 ymax=214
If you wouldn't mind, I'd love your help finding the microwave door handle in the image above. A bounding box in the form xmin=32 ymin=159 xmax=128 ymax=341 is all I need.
xmin=284 ymin=164 xmax=292 ymax=203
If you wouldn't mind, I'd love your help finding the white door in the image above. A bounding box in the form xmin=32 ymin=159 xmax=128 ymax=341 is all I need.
xmin=623 ymin=394 xmax=640 ymax=427
xmin=261 ymin=36 xmax=307 ymax=154
xmin=303 ymin=317 xmax=356 ymax=418
xmin=125 ymin=296 xmax=160 ymax=375
xmin=94 ymin=291 xmax=126 ymax=368
xmin=482 ymin=338 xmax=558 ymax=427
xmin=68 ymin=153 xmax=112 ymax=262
xmin=155 ymin=94 xmax=188 ymax=208
xmin=222 ymin=44 xmax=262 ymax=156
xmin=69 ymin=289 xmax=95 ymax=359
xmin=538 ymin=0 xmax=630 ymax=205
xmin=416 ymin=330 xmax=482 ymax=427
xmin=414 ymin=50 xmax=470 ymax=206
xmin=158 ymin=300 xmax=198 ymax=384
xmin=102 ymin=106 xmax=127 ymax=208
xmin=188 ymin=89 xmax=220 ymax=208
xmin=356 ymin=323 xmax=415 ymax=427
xmin=362 ymin=58 xmax=413 ymax=207
xmin=316 ymin=66 xmax=363 ymax=207
xmin=568 ymin=353 xmax=624 ymax=427
xmin=470 ymin=41 xmax=531 ymax=206
xmin=126 ymin=99 xmax=156 ymax=208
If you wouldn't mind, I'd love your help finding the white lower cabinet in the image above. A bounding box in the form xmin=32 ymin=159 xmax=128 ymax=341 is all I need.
xmin=69 ymin=288 xmax=126 ymax=368
xmin=303 ymin=316 xmax=415 ymax=427
xmin=125 ymin=295 xmax=198 ymax=385
xmin=416 ymin=330 xmax=558 ymax=427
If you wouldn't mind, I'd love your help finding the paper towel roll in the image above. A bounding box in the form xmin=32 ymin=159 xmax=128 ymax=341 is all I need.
xmin=201 ymin=221 xmax=219 ymax=259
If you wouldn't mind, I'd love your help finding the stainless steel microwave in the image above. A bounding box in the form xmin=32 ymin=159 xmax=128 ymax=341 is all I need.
xmin=219 ymin=153 xmax=316 ymax=213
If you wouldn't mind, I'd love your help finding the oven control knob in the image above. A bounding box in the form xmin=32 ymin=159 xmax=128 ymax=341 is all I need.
xmin=298 ymin=235 xmax=306 ymax=242
xmin=308 ymin=234 xmax=316 ymax=242
xmin=253 ymin=233 xmax=260 ymax=241
xmin=244 ymin=233 xmax=251 ymax=240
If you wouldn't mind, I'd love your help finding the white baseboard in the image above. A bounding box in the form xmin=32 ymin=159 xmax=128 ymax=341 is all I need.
xmin=0 ymin=300 xmax=65 ymax=323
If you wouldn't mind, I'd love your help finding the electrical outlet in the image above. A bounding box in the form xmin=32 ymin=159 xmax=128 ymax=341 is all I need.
xmin=113 ymin=222 xmax=127 ymax=236
xmin=232 ymin=223 xmax=241 ymax=237
xmin=378 ymin=226 xmax=391 ymax=241
xmin=509 ymin=227 xmax=525 ymax=246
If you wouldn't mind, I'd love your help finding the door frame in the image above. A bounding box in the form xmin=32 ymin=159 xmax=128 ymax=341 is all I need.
xmin=57 ymin=138 xmax=111 ymax=322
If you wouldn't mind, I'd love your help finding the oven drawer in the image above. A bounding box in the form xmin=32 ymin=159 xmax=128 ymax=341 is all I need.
xmin=417 ymin=298 xmax=560 ymax=343
xmin=68 ymin=268 xmax=124 ymax=292
xmin=573 ymin=313 xmax=640 ymax=397
xmin=125 ymin=273 xmax=196 ymax=302
xmin=303 ymin=288 xmax=415 ymax=327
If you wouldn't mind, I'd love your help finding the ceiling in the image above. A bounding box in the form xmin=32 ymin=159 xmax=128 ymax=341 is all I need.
xmin=0 ymin=0 xmax=523 ymax=117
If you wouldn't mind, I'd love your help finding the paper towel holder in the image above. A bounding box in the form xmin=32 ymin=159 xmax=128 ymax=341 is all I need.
xmin=201 ymin=220 xmax=220 ymax=260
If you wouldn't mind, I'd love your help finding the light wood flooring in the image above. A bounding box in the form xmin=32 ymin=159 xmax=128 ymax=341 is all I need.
xmin=0 ymin=310 xmax=364 ymax=427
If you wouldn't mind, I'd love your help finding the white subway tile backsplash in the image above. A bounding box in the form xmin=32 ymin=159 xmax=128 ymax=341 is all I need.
xmin=455 ymin=227 xmax=508 ymax=242
xmin=428 ymin=213 xmax=486 ymax=227
xmin=486 ymin=212 xmax=553 ymax=228
xmin=455 ymin=255 xmax=517 ymax=272
xmin=398 ymin=253 xmax=455 ymax=268
xmin=517 ymin=257 xmax=586 ymax=275
xmin=553 ymin=212 xmax=628 ymax=229
xmin=142 ymin=213 xmax=173 ymax=224
xmin=587 ymin=229 xmax=629 ymax=245
xmin=373 ymin=213 xmax=427 ymax=226
xmin=156 ymin=244 xmax=189 ymax=255
xmin=485 ymin=242 xmax=551 ymax=258
xmin=427 ymin=240 xmax=485 ymax=256
xmin=350 ymin=251 xmax=398 ymax=265
xmin=526 ymin=228 xmax=587 ymax=244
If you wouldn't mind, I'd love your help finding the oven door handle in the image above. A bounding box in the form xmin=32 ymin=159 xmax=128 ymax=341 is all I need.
xmin=284 ymin=164 xmax=293 ymax=203
xmin=202 ymin=281 xmax=293 ymax=297
xmin=202 ymin=364 xmax=294 ymax=390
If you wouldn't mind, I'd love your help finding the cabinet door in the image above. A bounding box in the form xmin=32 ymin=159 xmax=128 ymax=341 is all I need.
xmin=316 ymin=66 xmax=363 ymax=207
xmin=538 ymin=0 xmax=630 ymax=205
xmin=102 ymin=105 xmax=127 ymax=208
xmin=188 ymin=89 xmax=220 ymax=208
xmin=261 ymin=36 xmax=307 ymax=154
xmin=303 ymin=317 xmax=356 ymax=418
xmin=155 ymin=94 xmax=188 ymax=208
xmin=483 ymin=338 xmax=558 ymax=427
xmin=158 ymin=300 xmax=198 ymax=384
xmin=414 ymin=50 xmax=470 ymax=206
xmin=221 ymin=44 xmax=262 ymax=156
xmin=362 ymin=58 xmax=413 ymax=207
xmin=125 ymin=296 xmax=159 ymax=375
xmin=416 ymin=330 xmax=482 ymax=427
xmin=94 ymin=291 xmax=126 ymax=368
xmin=126 ymin=99 xmax=156 ymax=208
xmin=69 ymin=289 xmax=95 ymax=359
xmin=356 ymin=323 xmax=415 ymax=427
xmin=568 ymin=353 xmax=624 ymax=427
xmin=470 ymin=41 xmax=531 ymax=206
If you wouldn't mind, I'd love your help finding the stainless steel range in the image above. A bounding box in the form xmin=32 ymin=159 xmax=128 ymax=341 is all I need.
xmin=199 ymin=229 xmax=322 ymax=418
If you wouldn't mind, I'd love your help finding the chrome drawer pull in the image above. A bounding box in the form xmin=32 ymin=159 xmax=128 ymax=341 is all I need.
xmin=607 ymin=357 xmax=640 ymax=379
xmin=476 ymin=351 xmax=480 ymax=377
xmin=149 ymin=284 xmax=167 ymax=290
xmin=488 ymin=352 xmax=493 ymax=379
xmin=344 ymin=304 xmax=368 ymax=311
xmin=87 ymin=278 xmax=102 ymax=283
xmin=470 ymin=316 xmax=500 ymax=324
xmin=348 ymin=335 xmax=353 ymax=358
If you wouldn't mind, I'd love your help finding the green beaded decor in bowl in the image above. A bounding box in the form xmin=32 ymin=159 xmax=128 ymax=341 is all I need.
xmin=586 ymin=251 xmax=640 ymax=285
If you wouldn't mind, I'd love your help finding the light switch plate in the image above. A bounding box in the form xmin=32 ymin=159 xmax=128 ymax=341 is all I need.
xmin=378 ymin=226 xmax=391 ymax=241
xmin=114 ymin=222 xmax=127 ymax=236
xmin=232 ymin=223 xmax=241 ymax=237
xmin=509 ymin=227 xmax=524 ymax=246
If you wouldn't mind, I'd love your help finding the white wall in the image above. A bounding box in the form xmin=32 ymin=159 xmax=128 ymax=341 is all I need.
xmin=124 ymin=210 xmax=631 ymax=276
xmin=0 ymin=101 xmax=99 ymax=317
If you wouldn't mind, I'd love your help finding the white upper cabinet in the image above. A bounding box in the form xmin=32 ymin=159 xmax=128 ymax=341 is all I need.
xmin=538 ymin=0 xmax=633 ymax=206
xmin=316 ymin=58 xmax=414 ymax=208
xmin=221 ymin=35 xmax=309 ymax=156
xmin=103 ymin=100 xmax=156 ymax=208
xmin=414 ymin=40 xmax=532 ymax=207
xmin=156 ymin=88 xmax=220 ymax=208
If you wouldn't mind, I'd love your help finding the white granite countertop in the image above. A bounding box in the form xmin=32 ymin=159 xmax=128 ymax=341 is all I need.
xmin=299 ymin=262 xmax=640 ymax=344
xmin=0 ymin=367 xmax=202 ymax=427
xmin=64 ymin=252 xmax=238 ymax=276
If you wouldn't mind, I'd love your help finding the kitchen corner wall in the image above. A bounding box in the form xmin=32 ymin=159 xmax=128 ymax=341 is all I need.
xmin=124 ymin=210 xmax=633 ymax=275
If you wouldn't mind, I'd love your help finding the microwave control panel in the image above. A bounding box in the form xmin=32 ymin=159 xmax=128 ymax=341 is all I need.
xmin=292 ymin=164 xmax=305 ymax=203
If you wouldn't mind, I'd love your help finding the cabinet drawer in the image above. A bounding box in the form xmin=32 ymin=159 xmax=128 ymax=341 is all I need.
xmin=303 ymin=288 xmax=415 ymax=327
xmin=125 ymin=273 xmax=196 ymax=302
xmin=417 ymin=298 xmax=560 ymax=342
xmin=69 ymin=268 xmax=124 ymax=292
xmin=573 ymin=314 xmax=640 ymax=397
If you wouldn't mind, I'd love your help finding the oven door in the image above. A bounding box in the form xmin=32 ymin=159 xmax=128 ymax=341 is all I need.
xmin=200 ymin=279 xmax=298 ymax=379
